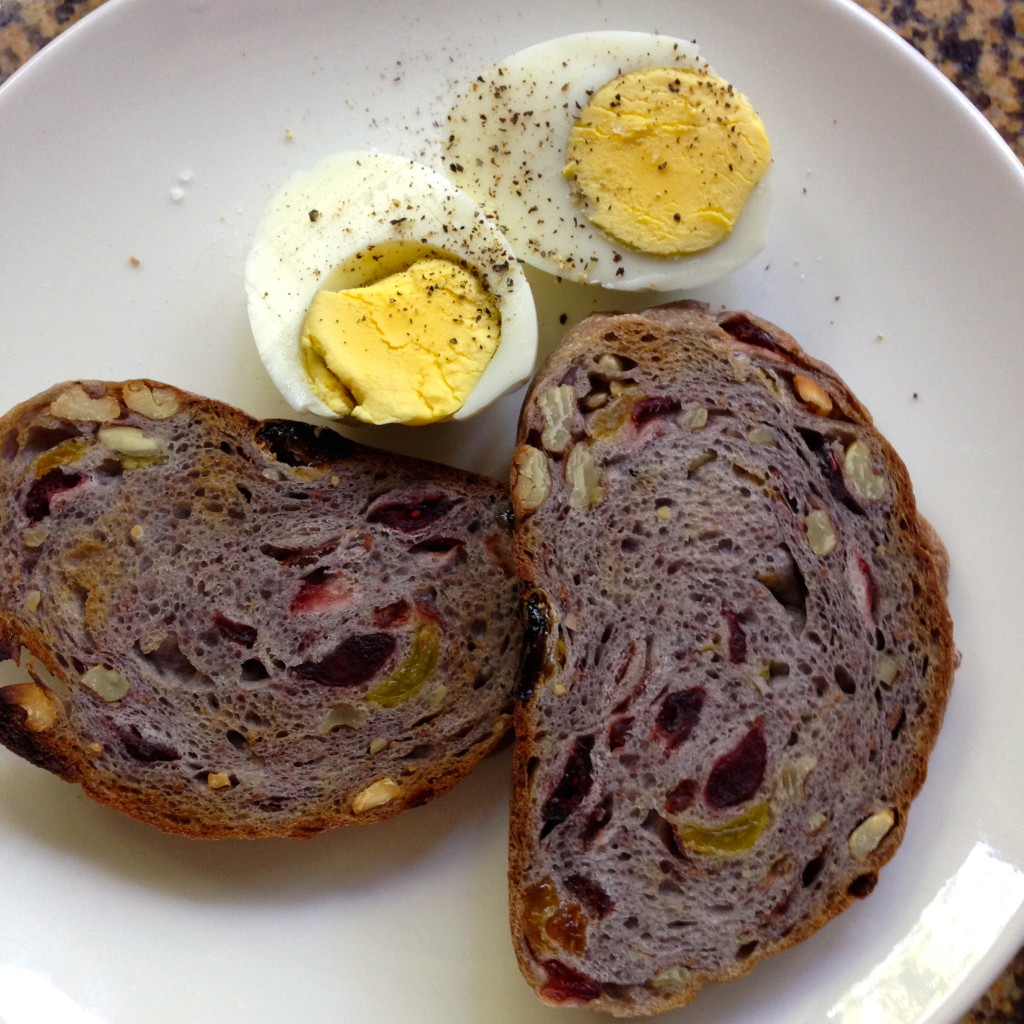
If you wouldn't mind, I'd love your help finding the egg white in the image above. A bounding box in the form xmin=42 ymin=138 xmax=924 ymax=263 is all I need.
xmin=244 ymin=151 xmax=538 ymax=422
xmin=444 ymin=31 xmax=773 ymax=292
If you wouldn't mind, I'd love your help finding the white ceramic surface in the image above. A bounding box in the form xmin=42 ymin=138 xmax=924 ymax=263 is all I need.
xmin=1 ymin=0 xmax=1023 ymax=1021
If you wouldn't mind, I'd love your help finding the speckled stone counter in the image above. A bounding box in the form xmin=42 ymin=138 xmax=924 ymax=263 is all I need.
xmin=1 ymin=1 xmax=1023 ymax=1022
xmin=858 ymin=0 xmax=1023 ymax=160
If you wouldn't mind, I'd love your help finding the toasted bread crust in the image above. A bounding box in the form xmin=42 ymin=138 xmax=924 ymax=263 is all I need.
xmin=0 ymin=380 xmax=521 ymax=838
xmin=509 ymin=302 xmax=955 ymax=1015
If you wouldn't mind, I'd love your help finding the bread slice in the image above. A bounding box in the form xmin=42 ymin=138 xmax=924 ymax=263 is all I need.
xmin=508 ymin=302 xmax=955 ymax=1016
xmin=0 ymin=380 xmax=521 ymax=838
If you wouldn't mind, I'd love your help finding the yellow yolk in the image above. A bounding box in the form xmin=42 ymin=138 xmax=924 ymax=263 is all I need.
xmin=563 ymin=66 xmax=771 ymax=256
xmin=300 ymin=257 xmax=501 ymax=425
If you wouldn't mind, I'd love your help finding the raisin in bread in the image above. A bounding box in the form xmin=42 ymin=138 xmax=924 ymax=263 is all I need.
xmin=508 ymin=302 xmax=955 ymax=1016
xmin=0 ymin=380 xmax=521 ymax=838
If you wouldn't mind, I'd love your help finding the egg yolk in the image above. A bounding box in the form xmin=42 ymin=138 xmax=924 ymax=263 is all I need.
xmin=300 ymin=256 xmax=501 ymax=425
xmin=563 ymin=66 xmax=771 ymax=256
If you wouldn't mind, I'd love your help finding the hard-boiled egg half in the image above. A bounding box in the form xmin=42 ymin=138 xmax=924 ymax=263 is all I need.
xmin=444 ymin=31 xmax=772 ymax=291
xmin=245 ymin=151 xmax=538 ymax=425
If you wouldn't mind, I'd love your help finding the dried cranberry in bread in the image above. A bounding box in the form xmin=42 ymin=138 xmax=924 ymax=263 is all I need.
xmin=508 ymin=302 xmax=955 ymax=1016
xmin=0 ymin=380 xmax=521 ymax=838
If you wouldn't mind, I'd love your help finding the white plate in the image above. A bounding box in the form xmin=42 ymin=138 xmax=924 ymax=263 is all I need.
xmin=2 ymin=1 xmax=1023 ymax=1021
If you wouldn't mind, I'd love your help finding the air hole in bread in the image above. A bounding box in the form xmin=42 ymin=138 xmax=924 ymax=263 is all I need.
xmin=225 ymin=729 xmax=248 ymax=750
xmin=664 ymin=778 xmax=698 ymax=814
xmin=655 ymin=689 xmax=706 ymax=751
xmin=24 ymin=468 xmax=84 ymax=521
xmin=890 ymin=708 xmax=908 ymax=740
xmin=93 ymin=457 xmax=123 ymax=479
xmin=757 ymin=548 xmax=808 ymax=628
xmin=641 ymin=808 xmax=683 ymax=859
xmin=631 ymin=396 xmax=681 ymax=430
xmin=564 ymin=873 xmax=613 ymax=918
xmin=465 ymin=616 xmax=487 ymax=640
xmin=833 ymin=666 xmax=857 ymax=695
xmin=139 ymin=635 xmax=205 ymax=686
xmin=731 ymin=462 xmax=765 ymax=487
xmin=686 ymin=448 xmax=718 ymax=478
xmin=408 ymin=537 xmax=465 ymax=557
xmin=402 ymin=743 xmax=435 ymax=761
xmin=847 ymin=872 xmax=878 ymax=898
xmin=366 ymin=493 xmax=457 ymax=532
xmin=667 ymin=919 xmax=695 ymax=930
xmin=718 ymin=312 xmax=787 ymax=354
xmin=581 ymin=793 xmax=613 ymax=845
xmin=20 ymin=422 xmax=84 ymax=461
xmin=1 ymin=430 xmax=19 ymax=463
xmin=254 ymin=419 xmax=354 ymax=467
xmin=797 ymin=428 xmax=866 ymax=517
xmin=212 ymin=612 xmax=257 ymax=649
xmin=801 ymin=852 xmax=827 ymax=886
xmin=255 ymin=796 xmax=289 ymax=813
xmin=119 ymin=724 xmax=179 ymax=763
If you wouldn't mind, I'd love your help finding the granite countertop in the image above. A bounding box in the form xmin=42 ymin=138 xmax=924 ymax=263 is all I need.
xmin=1 ymin=1 xmax=1023 ymax=1022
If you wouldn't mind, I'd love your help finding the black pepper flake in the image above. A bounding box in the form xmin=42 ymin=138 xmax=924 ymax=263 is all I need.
xmin=308 ymin=209 xmax=321 ymax=222
xmin=559 ymin=313 xmax=567 ymax=325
